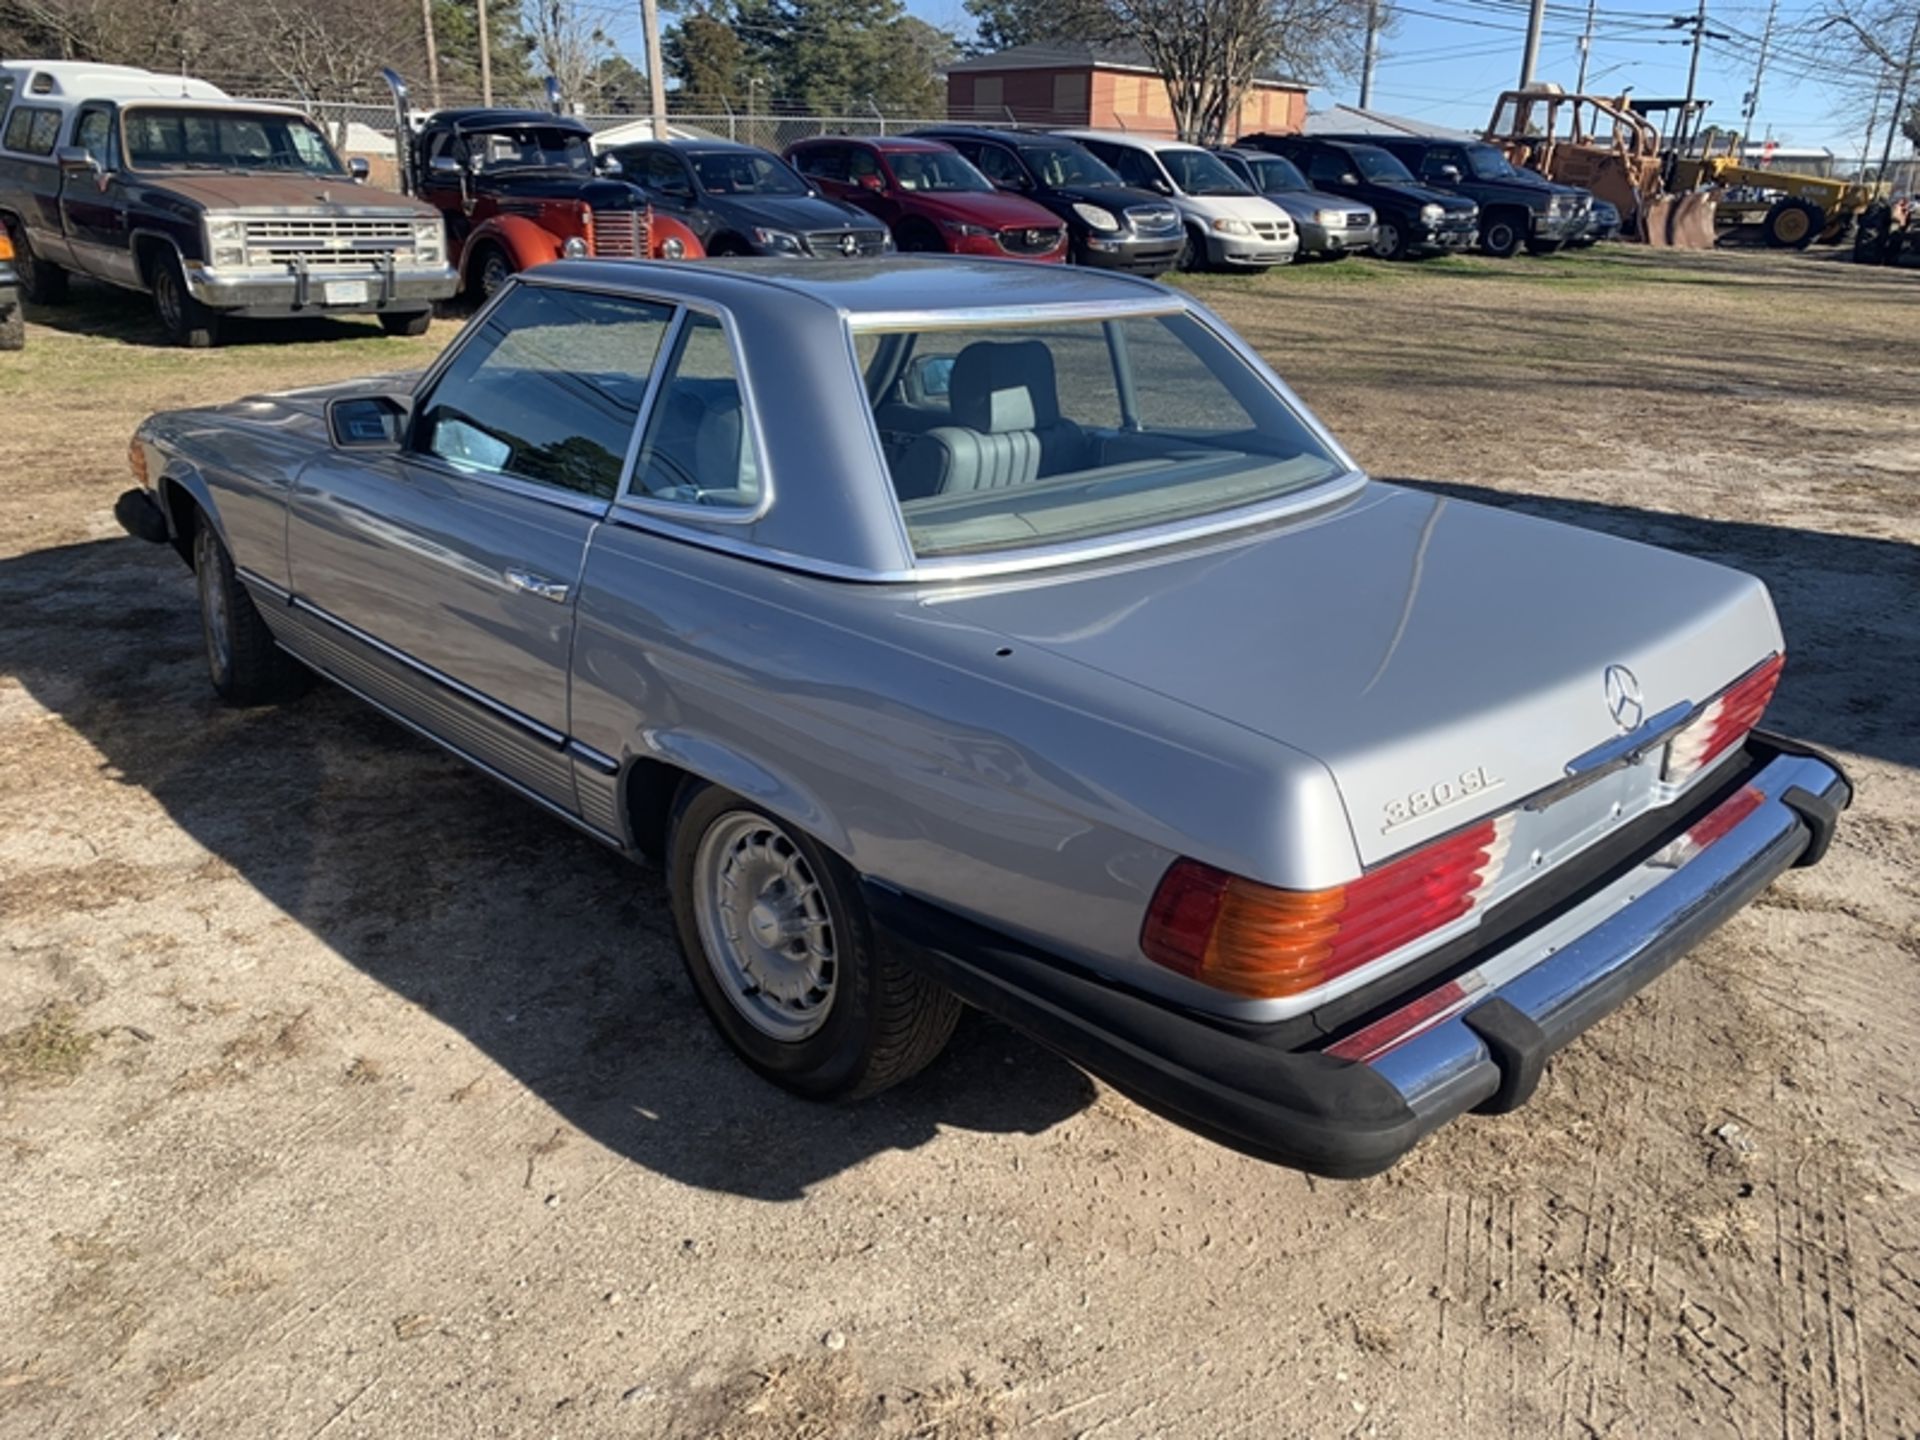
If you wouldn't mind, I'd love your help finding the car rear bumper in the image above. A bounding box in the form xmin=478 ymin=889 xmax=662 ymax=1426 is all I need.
xmin=182 ymin=260 xmax=457 ymax=316
xmin=869 ymin=733 xmax=1849 ymax=1178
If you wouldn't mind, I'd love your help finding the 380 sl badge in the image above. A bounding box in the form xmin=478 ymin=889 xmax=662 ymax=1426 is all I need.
xmin=1383 ymin=766 xmax=1504 ymax=832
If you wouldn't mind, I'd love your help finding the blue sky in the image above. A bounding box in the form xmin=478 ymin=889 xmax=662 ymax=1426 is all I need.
xmin=613 ymin=0 xmax=1897 ymax=159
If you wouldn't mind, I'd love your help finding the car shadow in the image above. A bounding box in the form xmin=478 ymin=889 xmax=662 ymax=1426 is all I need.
xmin=0 ymin=536 xmax=1094 ymax=1201
xmin=19 ymin=277 xmax=448 ymax=349
xmin=1389 ymin=477 xmax=1919 ymax=771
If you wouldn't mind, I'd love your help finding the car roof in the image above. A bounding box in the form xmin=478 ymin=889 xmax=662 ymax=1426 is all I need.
xmin=639 ymin=137 xmax=773 ymax=154
xmin=0 ymin=62 xmax=230 ymax=105
xmin=532 ymin=254 xmax=1169 ymax=321
xmin=794 ymin=134 xmax=953 ymax=154
xmin=913 ymin=126 xmax=1074 ymax=147
xmin=432 ymin=108 xmax=589 ymax=132
xmin=1055 ymin=129 xmax=1206 ymax=154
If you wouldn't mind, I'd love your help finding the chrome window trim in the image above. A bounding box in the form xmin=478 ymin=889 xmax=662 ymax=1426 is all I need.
xmin=566 ymin=738 xmax=621 ymax=775
xmin=843 ymin=295 xmax=1182 ymax=333
xmin=605 ymin=294 xmax=776 ymax=527
xmin=403 ymin=277 xmax=676 ymax=517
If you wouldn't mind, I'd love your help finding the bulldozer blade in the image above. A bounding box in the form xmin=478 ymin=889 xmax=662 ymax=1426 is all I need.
xmin=1639 ymin=193 xmax=1718 ymax=248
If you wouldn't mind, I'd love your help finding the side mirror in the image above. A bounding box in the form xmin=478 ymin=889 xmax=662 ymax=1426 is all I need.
xmin=907 ymin=353 xmax=956 ymax=400
xmin=1341 ymin=173 xmax=1360 ymax=186
xmin=1438 ymin=164 xmax=1462 ymax=182
xmin=596 ymin=153 xmax=623 ymax=176
xmin=429 ymin=155 xmax=462 ymax=179
xmin=467 ymin=151 xmax=486 ymax=176
xmin=55 ymin=145 xmax=99 ymax=176
xmin=857 ymin=172 xmax=885 ymax=193
xmin=327 ymin=394 xmax=411 ymax=449
xmin=1150 ymin=178 xmax=1173 ymax=195
xmin=348 ymin=156 xmax=371 ymax=183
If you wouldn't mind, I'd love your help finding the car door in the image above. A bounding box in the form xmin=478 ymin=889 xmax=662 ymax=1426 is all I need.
xmin=58 ymin=103 xmax=137 ymax=286
xmin=636 ymin=147 xmax=705 ymax=240
xmin=1303 ymin=146 xmax=1360 ymax=197
xmin=1415 ymin=144 xmax=1467 ymax=193
xmin=417 ymin=126 xmax=477 ymax=257
xmin=285 ymin=281 xmax=677 ymax=813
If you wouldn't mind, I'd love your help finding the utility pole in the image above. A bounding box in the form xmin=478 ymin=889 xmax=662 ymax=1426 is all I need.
xmin=1679 ymin=0 xmax=1707 ymax=151
xmin=1360 ymin=0 xmax=1380 ymax=109
xmin=640 ymin=0 xmax=669 ymax=139
xmin=1575 ymin=0 xmax=1598 ymax=92
xmin=1877 ymin=7 xmax=1920 ymax=185
xmin=477 ymin=0 xmax=494 ymax=105
xmin=1519 ymin=0 xmax=1547 ymax=88
xmin=1740 ymin=0 xmax=1777 ymax=147
xmin=421 ymin=0 xmax=442 ymax=109
xmin=1861 ymin=73 xmax=1885 ymax=180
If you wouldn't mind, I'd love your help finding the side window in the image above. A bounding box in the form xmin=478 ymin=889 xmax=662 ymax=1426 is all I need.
xmin=794 ymin=144 xmax=845 ymax=181
xmin=645 ymin=149 xmax=691 ymax=195
xmin=970 ymin=143 xmax=1024 ymax=187
xmin=1121 ymin=318 xmax=1254 ymax=434
xmin=1306 ymin=149 xmax=1351 ymax=186
xmin=629 ymin=312 xmax=761 ymax=511
xmin=4 ymin=105 xmax=59 ymax=156
xmin=1106 ymin=146 xmax=1163 ymax=190
xmin=73 ymin=106 xmax=114 ymax=169
xmin=1420 ymin=146 xmax=1462 ymax=181
xmin=414 ymin=286 xmax=675 ymax=501
xmin=846 ymin=145 xmax=881 ymax=184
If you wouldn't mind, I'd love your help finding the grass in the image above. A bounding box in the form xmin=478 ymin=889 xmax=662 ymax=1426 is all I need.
xmin=0 ymin=1005 xmax=97 ymax=1088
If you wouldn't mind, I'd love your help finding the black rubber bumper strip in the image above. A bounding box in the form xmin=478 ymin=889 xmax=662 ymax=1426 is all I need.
xmin=865 ymin=881 xmax=1427 ymax=1179
xmin=114 ymin=488 xmax=171 ymax=545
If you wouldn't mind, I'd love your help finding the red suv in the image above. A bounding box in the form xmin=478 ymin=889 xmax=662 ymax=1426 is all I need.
xmin=785 ymin=136 xmax=1067 ymax=262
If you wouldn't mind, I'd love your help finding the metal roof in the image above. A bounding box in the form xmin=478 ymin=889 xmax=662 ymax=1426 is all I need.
xmin=1301 ymin=104 xmax=1476 ymax=141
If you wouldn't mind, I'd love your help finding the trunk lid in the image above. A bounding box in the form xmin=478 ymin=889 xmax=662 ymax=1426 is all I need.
xmin=932 ymin=484 xmax=1781 ymax=868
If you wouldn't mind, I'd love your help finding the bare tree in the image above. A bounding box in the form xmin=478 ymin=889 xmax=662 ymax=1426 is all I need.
xmin=1102 ymin=0 xmax=1369 ymax=143
xmin=523 ymin=0 xmax=620 ymax=107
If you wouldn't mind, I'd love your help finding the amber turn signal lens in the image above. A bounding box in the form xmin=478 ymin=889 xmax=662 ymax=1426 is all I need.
xmin=0 ymin=230 xmax=13 ymax=262
xmin=127 ymin=435 xmax=148 ymax=488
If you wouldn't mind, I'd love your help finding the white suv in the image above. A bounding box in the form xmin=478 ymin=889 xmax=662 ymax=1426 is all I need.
xmin=1057 ymin=131 xmax=1298 ymax=271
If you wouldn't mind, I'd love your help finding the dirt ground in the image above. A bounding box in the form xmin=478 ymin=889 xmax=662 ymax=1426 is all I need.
xmin=1 ymin=249 xmax=1916 ymax=1439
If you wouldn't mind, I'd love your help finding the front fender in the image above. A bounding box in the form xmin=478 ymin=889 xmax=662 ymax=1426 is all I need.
xmin=650 ymin=213 xmax=705 ymax=260
xmin=459 ymin=214 xmax=564 ymax=289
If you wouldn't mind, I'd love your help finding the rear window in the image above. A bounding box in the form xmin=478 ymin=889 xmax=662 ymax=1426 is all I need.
xmin=858 ymin=313 xmax=1346 ymax=559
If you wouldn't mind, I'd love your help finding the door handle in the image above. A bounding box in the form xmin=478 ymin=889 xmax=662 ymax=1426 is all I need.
xmin=505 ymin=568 xmax=570 ymax=603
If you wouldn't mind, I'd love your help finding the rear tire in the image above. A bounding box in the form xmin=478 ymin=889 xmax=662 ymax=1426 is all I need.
xmin=192 ymin=520 xmax=308 ymax=705
xmin=150 ymin=252 xmax=221 ymax=348
xmin=668 ymin=783 xmax=961 ymax=1101
xmin=377 ymin=309 xmax=432 ymax=337
xmin=1763 ymin=197 xmax=1822 ymax=250
xmin=11 ymin=224 xmax=69 ymax=304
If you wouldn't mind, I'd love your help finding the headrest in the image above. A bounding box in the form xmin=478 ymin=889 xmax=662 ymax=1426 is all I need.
xmin=949 ymin=340 xmax=1060 ymax=432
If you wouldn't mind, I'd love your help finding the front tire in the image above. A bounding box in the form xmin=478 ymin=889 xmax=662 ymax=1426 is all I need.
xmin=150 ymin=253 xmax=221 ymax=348
xmin=469 ymin=244 xmax=514 ymax=302
xmin=1178 ymin=224 xmax=1211 ymax=272
xmin=1370 ymin=220 xmax=1409 ymax=260
xmin=193 ymin=521 xmax=307 ymax=705
xmin=1479 ymin=213 xmax=1523 ymax=258
xmin=668 ymin=784 xmax=960 ymax=1100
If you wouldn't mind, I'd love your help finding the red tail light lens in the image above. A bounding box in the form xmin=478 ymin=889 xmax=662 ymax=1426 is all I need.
xmin=1664 ymin=653 xmax=1783 ymax=785
xmin=1141 ymin=817 xmax=1511 ymax=1000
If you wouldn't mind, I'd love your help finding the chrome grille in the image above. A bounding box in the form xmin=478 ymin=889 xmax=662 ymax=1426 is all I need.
xmin=239 ymin=216 xmax=412 ymax=249
xmin=589 ymin=209 xmax=649 ymax=258
xmin=1250 ymin=219 xmax=1289 ymax=241
xmin=1124 ymin=205 xmax=1181 ymax=233
xmin=997 ymin=226 xmax=1063 ymax=256
xmin=1346 ymin=211 xmax=1372 ymax=227
xmin=803 ymin=229 xmax=889 ymax=257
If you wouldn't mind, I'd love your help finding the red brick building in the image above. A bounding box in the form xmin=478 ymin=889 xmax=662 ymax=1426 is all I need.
xmin=946 ymin=40 xmax=1307 ymax=140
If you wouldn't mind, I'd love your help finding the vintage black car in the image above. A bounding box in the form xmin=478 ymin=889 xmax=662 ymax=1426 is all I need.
xmin=1323 ymin=134 xmax=1591 ymax=258
xmin=0 ymin=62 xmax=455 ymax=345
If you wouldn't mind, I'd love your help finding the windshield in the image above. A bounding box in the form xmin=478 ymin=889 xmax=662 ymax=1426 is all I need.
xmin=466 ymin=126 xmax=593 ymax=173
xmin=123 ymin=108 xmax=344 ymax=175
xmin=860 ymin=312 xmax=1346 ymax=559
xmin=1017 ymin=140 xmax=1122 ymax=189
xmin=1160 ymin=148 xmax=1250 ymax=197
xmin=887 ymin=149 xmax=991 ymax=193
xmin=1465 ymin=143 xmax=1521 ymax=179
xmin=692 ymin=150 xmax=809 ymax=196
xmin=1350 ymin=146 xmax=1416 ymax=183
xmin=1250 ymin=155 xmax=1310 ymax=192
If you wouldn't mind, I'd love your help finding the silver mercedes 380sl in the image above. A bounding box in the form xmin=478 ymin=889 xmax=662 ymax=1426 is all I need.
xmin=119 ymin=258 xmax=1849 ymax=1176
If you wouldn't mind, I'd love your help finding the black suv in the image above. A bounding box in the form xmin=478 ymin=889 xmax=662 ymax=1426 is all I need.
xmin=1240 ymin=135 xmax=1477 ymax=261
xmin=606 ymin=138 xmax=889 ymax=258
xmin=909 ymin=126 xmax=1183 ymax=273
xmin=1323 ymin=135 xmax=1590 ymax=258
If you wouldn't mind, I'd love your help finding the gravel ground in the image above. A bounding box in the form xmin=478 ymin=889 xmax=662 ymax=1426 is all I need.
xmin=1 ymin=248 xmax=1916 ymax=1439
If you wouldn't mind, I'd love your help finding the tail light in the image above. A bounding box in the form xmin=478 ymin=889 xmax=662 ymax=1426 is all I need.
xmin=1141 ymin=815 xmax=1513 ymax=1000
xmin=0 ymin=230 xmax=13 ymax=261
xmin=127 ymin=435 xmax=149 ymax=488
xmin=1664 ymin=653 xmax=1783 ymax=785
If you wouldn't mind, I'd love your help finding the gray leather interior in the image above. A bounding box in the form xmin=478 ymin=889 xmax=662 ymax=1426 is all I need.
xmin=895 ymin=340 xmax=1086 ymax=501
xmin=638 ymin=377 xmax=746 ymax=499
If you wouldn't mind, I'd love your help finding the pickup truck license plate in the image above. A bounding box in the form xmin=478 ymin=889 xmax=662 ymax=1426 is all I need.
xmin=323 ymin=279 xmax=369 ymax=305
